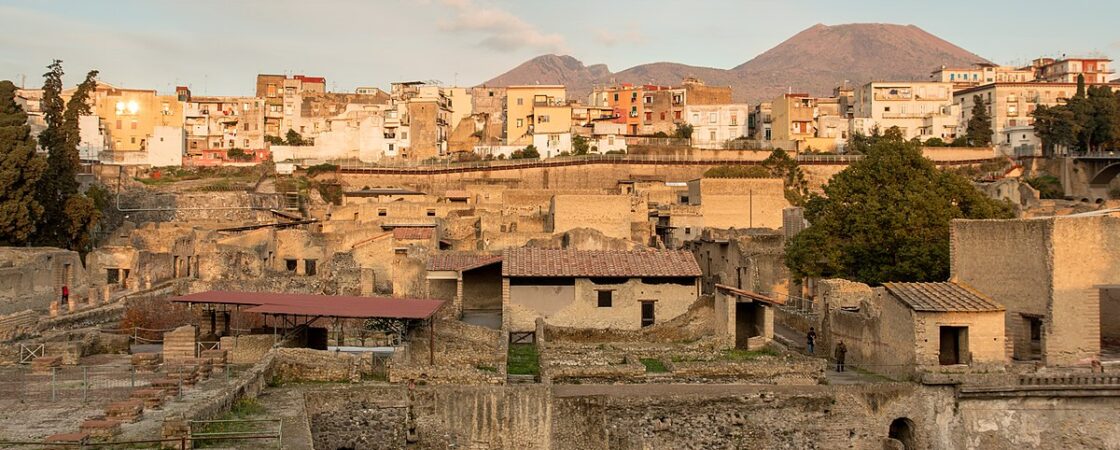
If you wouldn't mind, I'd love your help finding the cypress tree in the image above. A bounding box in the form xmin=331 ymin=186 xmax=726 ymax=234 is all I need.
xmin=0 ymin=80 xmax=47 ymax=244
xmin=966 ymin=95 xmax=993 ymax=146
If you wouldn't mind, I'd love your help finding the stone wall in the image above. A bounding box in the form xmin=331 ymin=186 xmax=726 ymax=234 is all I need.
xmin=549 ymin=194 xmax=633 ymax=240
xmin=0 ymin=247 xmax=89 ymax=315
xmin=688 ymin=178 xmax=789 ymax=230
xmin=219 ymin=334 xmax=277 ymax=365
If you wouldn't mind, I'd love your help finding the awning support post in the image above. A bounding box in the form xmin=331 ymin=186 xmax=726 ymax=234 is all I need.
xmin=429 ymin=319 xmax=434 ymax=366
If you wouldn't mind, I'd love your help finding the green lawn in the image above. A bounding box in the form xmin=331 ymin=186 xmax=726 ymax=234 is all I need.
xmin=507 ymin=344 xmax=540 ymax=376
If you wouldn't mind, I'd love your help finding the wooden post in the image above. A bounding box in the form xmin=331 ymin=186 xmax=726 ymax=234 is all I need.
xmin=428 ymin=319 xmax=434 ymax=366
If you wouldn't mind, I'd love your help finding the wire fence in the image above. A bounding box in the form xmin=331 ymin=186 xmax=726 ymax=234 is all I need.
xmin=0 ymin=363 xmax=246 ymax=405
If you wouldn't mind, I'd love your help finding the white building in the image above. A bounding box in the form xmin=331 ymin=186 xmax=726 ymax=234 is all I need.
xmin=684 ymin=104 xmax=750 ymax=148
xmin=851 ymin=81 xmax=959 ymax=142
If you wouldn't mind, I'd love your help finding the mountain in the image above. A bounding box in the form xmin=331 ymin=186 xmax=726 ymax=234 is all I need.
xmin=479 ymin=54 xmax=611 ymax=95
xmin=480 ymin=23 xmax=989 ymax=104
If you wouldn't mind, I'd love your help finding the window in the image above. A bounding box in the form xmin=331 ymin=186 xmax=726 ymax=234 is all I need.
xmin=660 ymin=112 xmax=666 ymax=120
xmin=284 ymin=259 xmax=297 ymax=272
xmin=675 ymin=111 xmax=681 ymax=120
xmin=613 ymin=93 xmax=619 ymax=102
xmin=401 ymin=131 xmax=408 ymax=140
xmin=684 ymin=227 xmax=691 ymax=235
xmin=597 ymin=290 xmax=612 ymax=307
xmin=644 ymin=96 xmax=652 ymax=104
xmin=539 ymin=115 xmax=550 ymax=123
xmin=730 ymin=113 xmax=738 ymax=126
xmin=708 ymin=112 xmax=717 ymax=124
xmin=377 ymin=209 xmax=387 ymax=217
xmin=516 ymin=98 xmax=523 ymax=106
xmin=644 ymin=112 xmax=652 ymax=122
xmin=304 ymin=259 xmax=317 ymax=276
xmin=426 ymin=209 xmax=436 ymax=217
xmin=516 ymin=119 xmax=524 ymax=128
xmin=116 ymin=120 xmax=122 ymax=129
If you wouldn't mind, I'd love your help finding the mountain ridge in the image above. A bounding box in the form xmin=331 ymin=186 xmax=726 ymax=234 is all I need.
xmin=480 ymin=23 xmax=989 ymax=103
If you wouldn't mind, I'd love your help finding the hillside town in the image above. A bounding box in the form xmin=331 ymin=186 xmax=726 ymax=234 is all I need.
xmin=2 ymin=11 xmax=1120 ymax=450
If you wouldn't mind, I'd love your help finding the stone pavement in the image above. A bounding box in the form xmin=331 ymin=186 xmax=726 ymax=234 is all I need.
xmin=254 ymin=386 xmax=314 ymax=450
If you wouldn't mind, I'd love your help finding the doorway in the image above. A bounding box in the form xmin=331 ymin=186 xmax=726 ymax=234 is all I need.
xmin=640 ymin=301 xmax=655 ymax=328
xmin=735 ymin=302 xmax=762 ymax=349
xmin=888 ymin=417 xmax=916 ymax=450
xmin=1101 ymin=287 xmax=1120 ymax=361
xmin=938 ymin=326 xmax=969 ymax=365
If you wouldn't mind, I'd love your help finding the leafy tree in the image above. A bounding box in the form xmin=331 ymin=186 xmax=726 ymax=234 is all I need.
xmin=264 ymin=135 xmax=285 ymax=145
xmin=285 ymin=129 xmax=306 ymax=146
xmin=922 ymin=137 xmax=946 ymax=147
xmin=1024 ymin=175 xmax=1064 ymax=199
xmin=761 ymin=149 xmax=810 ymax=206
xmin=1087 ymin=85 xmax=1120 ymax=150
xmin=965 ymin=94 xmax=993 ymax=146
xmin=511 ymin=145 xmax=540 ymax=160
xmin=1031 ymin=104 xmax=1078 ymax=156
xmin=571 ymin=134 xmax=589 ymax=156
xmin=0 ymin=80 xmax=48 ymax=244
xmin=226 ymin=148 xmax=253 ymax=161
xmin=785 ymin=134 xmax=1013 ymax=285
xmin=61 ymin=194 xmax=100 ymax=253
xmin=673 ymin=123 xmax=693 ymax=140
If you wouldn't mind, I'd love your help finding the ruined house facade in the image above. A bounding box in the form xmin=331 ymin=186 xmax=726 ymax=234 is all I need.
xmin=502 ymin=248 xmax=701 ymax=332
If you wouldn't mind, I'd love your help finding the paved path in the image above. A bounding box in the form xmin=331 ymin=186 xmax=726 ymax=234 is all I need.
xmin=255 ymin=386 xmax=314 ymax=450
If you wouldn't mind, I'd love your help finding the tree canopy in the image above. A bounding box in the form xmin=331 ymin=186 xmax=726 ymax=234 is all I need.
xmin=785 ymin=134 xmax=1013 ymax=285
xmin=965 ymin=94 xmax=993 ymax=146
xmin=1032 ymin=76 xmax=1120 ymax=155
xmin=0 ymin=80 xmax=47 ymax=244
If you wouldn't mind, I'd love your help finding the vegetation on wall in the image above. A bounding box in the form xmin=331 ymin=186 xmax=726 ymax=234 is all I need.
xmin=703 ymin=149 xmax=810 ymax=206
xmin=785 ymin=133 xmax=1014 ymax=285
xmin=1024 ymin=175 xmax=1064 ymax=199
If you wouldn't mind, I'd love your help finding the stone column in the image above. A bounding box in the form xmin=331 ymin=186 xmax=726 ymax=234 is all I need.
xmin=49 ymin=301 xmax=59 ymax=318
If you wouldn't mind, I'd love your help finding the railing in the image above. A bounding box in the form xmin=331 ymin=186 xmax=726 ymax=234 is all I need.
xmin=624 ymin=136 xmax=691 ymax=147
xmin=0 ymin=363 xmax=245 ymax=404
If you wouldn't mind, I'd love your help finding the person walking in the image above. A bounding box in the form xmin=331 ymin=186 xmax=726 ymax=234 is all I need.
xmin=806 ymin=327 xmax=817 ymax=354
xmin=834 ymin=340 xmax=847 ymax=372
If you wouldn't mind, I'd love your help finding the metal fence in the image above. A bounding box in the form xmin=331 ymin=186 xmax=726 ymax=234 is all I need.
xmin=0 ymin=363 xmax=244 ymax=404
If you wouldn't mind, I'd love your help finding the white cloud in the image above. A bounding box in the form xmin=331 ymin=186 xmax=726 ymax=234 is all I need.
xmin=593 ymin=28 xmax=647 ymax=47
xmin=438 ymin=0 xmax=567 ymax=53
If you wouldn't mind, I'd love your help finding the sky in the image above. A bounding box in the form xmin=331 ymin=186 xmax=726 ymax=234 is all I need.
xmin=1 ymin=0 xmax=1117 ymax=96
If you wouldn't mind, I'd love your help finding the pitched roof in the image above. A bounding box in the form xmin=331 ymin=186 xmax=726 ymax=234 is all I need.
xmin=502 ymin=248 xmax=701 ymax=278
xmin=428 ymin=253 xmax=503 ymax=272
xmin=883 ymin=282 xmax=1004 ymax=313
xmin=393 ymin=227 xmax=434 ymax=240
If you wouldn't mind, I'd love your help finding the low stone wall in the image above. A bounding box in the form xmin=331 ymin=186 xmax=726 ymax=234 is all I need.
xmin=218 ymin=334 xmax=277 ymax=365
xmin=388 ymin=365 xmax=504 ymax=385
xmin=665 ymin=357 xmax=825 ymax=384
xmin=543 ymin=355 xmax=646 ymax=384
xmin=0 ymin=310 xmax=38 ymax=342
xmin=272 ymin=347 xmax=367 ymax=383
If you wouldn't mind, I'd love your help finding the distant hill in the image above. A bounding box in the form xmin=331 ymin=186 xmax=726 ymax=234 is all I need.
xmin=479 ymin=23 xmax=989 ymax=104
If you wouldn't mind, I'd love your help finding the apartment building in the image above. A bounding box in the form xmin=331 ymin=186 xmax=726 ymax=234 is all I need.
xmin=684 ymin=103 xmax=749 ymax=147
xmin=932 ymin=63 xmax=1036 ymax=91
xmin=1029 ymin=57 xmax=1113 ymax=84
xmin=504 ymin=85 xmax=567 ymax=146
xmin=592 ymin=78 xmax=732 ymax=136
xmin=255 ymin=74 xmax=326 ymax=137
xmin=850 ymin=81 xmax=959 ymax=142
xmin=391 ymin=82 xmax=452 ymax=160
xmin=178 ymin=87 xmax=265 ymax=156
xmin=72 ymin=82 xmax=184 ymax=166
xmin=749 ymin=102 xmax=772 ymax=141
xmin=955 ymin=82 xmax=1083 ymax=156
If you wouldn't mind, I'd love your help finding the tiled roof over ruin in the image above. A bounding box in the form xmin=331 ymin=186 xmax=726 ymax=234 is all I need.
xmin=428 ymin=253 xmax=502 ymax=272
xmin=502 ymin=248 xmax=701 ymax=278
xmin=882 ymin=282 xmax=1004 ymax=312
xmin=393 ymin=227 xmax=434 ymax=240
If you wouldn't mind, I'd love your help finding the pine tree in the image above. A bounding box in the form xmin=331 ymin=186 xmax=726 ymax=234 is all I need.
xmin=966 ymin=95 xmax=993 ymax=146
xmin=0 ymin=80 xmax=48 ymax=244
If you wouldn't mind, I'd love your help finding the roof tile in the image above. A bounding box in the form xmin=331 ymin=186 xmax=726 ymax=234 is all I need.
xmin=502 ymin=248 xmax=701 ymax=278
xmin=883 ymin=282 xmax=1004 ymax=313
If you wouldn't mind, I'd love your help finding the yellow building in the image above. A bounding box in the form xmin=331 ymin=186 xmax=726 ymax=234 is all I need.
xmin=770 ymin=93 xmax=816 ymax=142
xmin=504 ymin=85 xmax=566 ymax=145
xmin=76 ymin=83 xmax=184 ymax=153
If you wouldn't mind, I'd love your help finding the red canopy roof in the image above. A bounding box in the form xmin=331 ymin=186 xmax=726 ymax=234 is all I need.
xmin=169 ymin=291 xmax=443 ymax=320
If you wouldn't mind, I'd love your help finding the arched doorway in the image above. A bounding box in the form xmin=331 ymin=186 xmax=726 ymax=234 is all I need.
xmin=888 ymin=417 xmax=917 ymax=450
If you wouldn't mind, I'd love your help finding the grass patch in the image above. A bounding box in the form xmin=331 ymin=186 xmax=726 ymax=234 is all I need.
xmin=507 ymin=344 xmax=539 ymax=376
xmin=193 ymin=398 xmax=268 ymax=448
xmin=639 ymin=358 xmax=668 ymax=373
xmin=849 ymin=366 xmax=895 ymax=382
xmin=475 ymin=365 xmax=498 ymax=373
